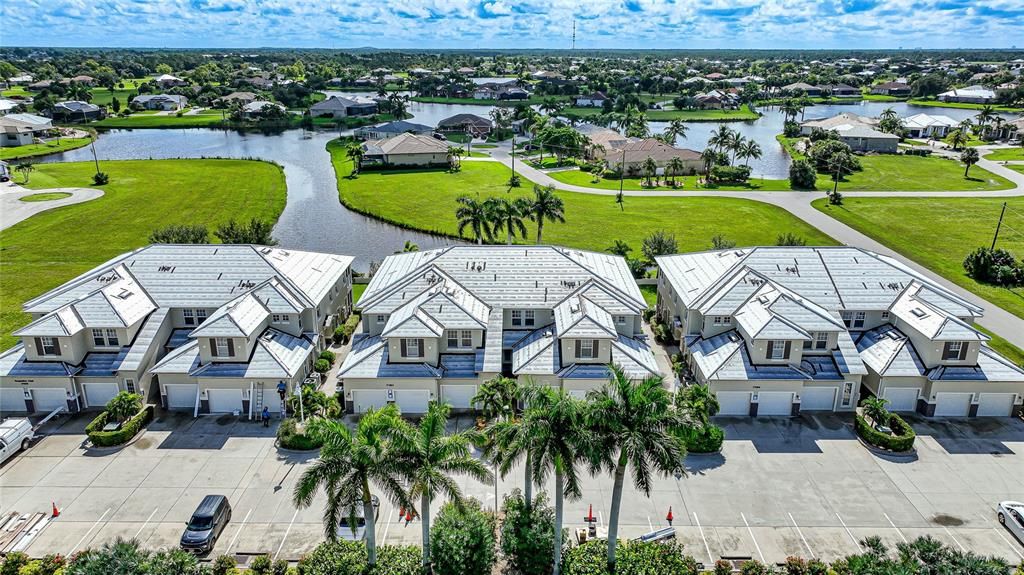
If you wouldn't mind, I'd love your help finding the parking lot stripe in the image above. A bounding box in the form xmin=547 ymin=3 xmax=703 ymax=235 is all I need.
xmin=69 ymin=508 xmax=110 ymax=556
xmin=992 ymin=528 xmax=1024 ymax=560
xmin=133 ymin=507 xmax=159 ymax=540
xmin=693 ymin=512 xmax=714 ymax=565
xmin=789 ymin=513 xmax=814 ymax=558
xmin=835 ymin=513 xmax=862 ymax=552
xmin=647 ymin=517 xmax=653 ymax=532
xmin=225 ymin=508 xmax=252 ymax=554
xmin=883 ymin=513 xmax=907 ymax=543
xmin=274 ymin=508 xmax=299 ymax=561
xmin=380 ymin=507 xmax=395 ymax=546
xmin=942 ymin=526 xmax=966 ymax=552
xmin=740 ymin=513 xmax=765 ymax=563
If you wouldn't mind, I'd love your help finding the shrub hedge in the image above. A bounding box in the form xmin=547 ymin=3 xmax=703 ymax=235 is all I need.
xmin=85 ymin=405 xmax=153 ymax=447
xmin=684 ymin=424 xmax=725 ymax=453
xmin=334 ymin=312 xmax=362 ymax=344
xmin=855 ymin=413 xmax=915 ymax=452
xmin=277 ymin=417 xmax=323 ymax=450
xmin=561 ymin=539 xmax=700 ymax=575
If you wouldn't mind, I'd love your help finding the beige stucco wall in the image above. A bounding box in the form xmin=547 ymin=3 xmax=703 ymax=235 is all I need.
xmin=439 ymin=329 xmax=484 ymax=353
xmin=559 ymin=337 xmax=612 ymax=364
xmin=387 ymin=337 xmax=440 ymax=364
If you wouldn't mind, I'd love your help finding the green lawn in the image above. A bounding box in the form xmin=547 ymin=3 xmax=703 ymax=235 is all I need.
xmin=1008 ymin=165 xmax=1024 ymax=176
xmin=0 ymin=137 xmax=93 ymax=160
xmin=1 ymin=86 xmax=35 ymax=98
xmin=984 ymin=148 xmax=1024 ymax=161
xmin=547 ymin=168 xmax=792 ymax=191
xmin=353 ymin=283 xmax=368 ymax=306
xmin=19 ymin=192 xmax=72 ymax=202
xmin=563 ymin=107 xmax=761 ymax=122
xmin=975 ymin=325 xmax=1024 ymax=368
xmin=811 ymin=197 xmax=1024 ymax=322
xmin=639 ymin=285 xmax=658 ymax=308
xmin=411 ymin=96 xmax=567 ymax=106
xmin=861 ymin=94 xmax=907 ymax=102
xmin=88 ymin=79 xmax=148 ymax=106
xmin=907 ymin=99 xmax=1022 ymax=112
xmin=0 ymin=159 xmax=287 ymax=349
xmin=827 ymin=154 xmax=1013 ymax=192
xmin=329 ymin=138 xmax=836 ymax=256
xmin=91 ymin=110 xmax=229 ymax=128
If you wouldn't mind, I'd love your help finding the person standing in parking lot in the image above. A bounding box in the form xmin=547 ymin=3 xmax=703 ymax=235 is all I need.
xmin=262 ymin=405 xmax=270 ymax=427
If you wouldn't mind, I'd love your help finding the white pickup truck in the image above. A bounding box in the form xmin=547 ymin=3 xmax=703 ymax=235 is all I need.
xmin=0 ymin=418 xmax=34 ymax=465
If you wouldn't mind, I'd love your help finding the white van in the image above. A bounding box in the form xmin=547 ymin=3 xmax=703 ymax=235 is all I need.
xmin=0 ymin=419 xmax=34 ymax=465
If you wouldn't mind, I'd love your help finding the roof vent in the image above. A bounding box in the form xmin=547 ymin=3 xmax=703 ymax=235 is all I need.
xmin=728 ymin=333 xmax=740 ymax=342
xmin=910 ymin=308 xmax=928 ymax=318
xmin=544 ymin=331 xmax=553 ymax=338
xmin=757 ymin=295 xmax=770 ymax=304
xmin=157 ymin=266 xmax=175 ymax=273
xmin=114 ymin=289 xmax=132 ymax=300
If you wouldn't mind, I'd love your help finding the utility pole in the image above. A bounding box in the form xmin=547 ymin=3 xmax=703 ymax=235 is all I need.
xmin=991 ymin=202 xmax=1007 ymax=250
xmin=511 ymin=133 xmax=516 ymax=181
xmin=572 ymin=19 xmax=576 ymax=51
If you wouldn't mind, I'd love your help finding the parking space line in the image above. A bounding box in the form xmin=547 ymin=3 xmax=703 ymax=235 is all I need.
xmin=380 ymin=507 xmax=395 ymax=546
xmin=942 ymin=526 xmax=966 ymax=552
xmin=69 ymin=508 xmax=110 ymax=556
xmin=992 ymin=528 xmax=1024 ymax=560
xmin=225 ymin=508 xmax=252 ymax=554
xmin=647 ymin=516 xmax=653 ymax=532
xmin=836 ymin=513 xmax=862 ymax=552
xmin=133 ymin=507 xmax=159 ymax=540
xmin=740 ymin=513 xmax=765 ymax=563
xmin=789 ymin=513 xmax=814 ymax=558
xmin=693 ymin=512 xmax=714 ymax=565
xmin=883 ymin=513 xmax=907 ymax=543
xmin=274 ymin=508 xmax=299 ymax=560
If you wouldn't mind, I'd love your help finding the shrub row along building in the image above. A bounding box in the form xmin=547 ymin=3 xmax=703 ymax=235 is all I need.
xmin=2 ymin=245 xmax=1022 ymax=419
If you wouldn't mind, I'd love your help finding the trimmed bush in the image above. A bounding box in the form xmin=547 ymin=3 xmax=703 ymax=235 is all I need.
xmin=430 ymin=498 xmax=496 ymax=575
xmin=296 ymin=539 xmax=418 ymax=575
xmin=561 ymin=539 xmax=700 ymax=575
xmin=788 ymin=159 xmax=817 ymax=189
xmin=500 ymin=489 xmax=558 ymax=575
xmin=334 ymin=312 xmax=361 ymax=344
xmin=277 ymin=417 xmax=323 ymax=450
xmin=86 ymin=405 xmax=153 ymax=447
xmin=313 ymin=358 xmax=330 ymax=373
xmin=318 ymin=349 xmax=336 ymax=365
xmin=684 ymin=424 xmax=725 ymax=453
xmin=708 ymin=164 xmax=752 ymax=183
xmin=212 ymin=554 xmax=236 ymax=575
xmin=963 ymin=246 xmax=1023 ymax=287
xmin=855 ymin=413 xmax=916 ymax=452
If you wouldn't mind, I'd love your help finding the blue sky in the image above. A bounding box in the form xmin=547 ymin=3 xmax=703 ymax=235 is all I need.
xmin=1 ymin=0 xmax=1022 ymax=49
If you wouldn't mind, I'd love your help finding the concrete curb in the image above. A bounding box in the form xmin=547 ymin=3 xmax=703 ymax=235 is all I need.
xmin=856 ymin=435 xmax=917 ymax=461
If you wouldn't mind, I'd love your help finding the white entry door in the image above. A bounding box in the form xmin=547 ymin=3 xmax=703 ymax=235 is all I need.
xmin=757 ymin=392 xmax=794 ymax=416
xmin=441 ymin=385 xmax=477 ymax=409
xmin=83 ymin=383 xmax=119 ymax=409
xmin=977 ymin=393 xmax=1015 ymax=417
xmin=352 ymin=390 xmax=389 ymax=414
xmin=207 ymin=389 xmax=243 ymax=413
xmin=394 ymin=390 xmax=430 ymax=414
xmin=934 ymin=392 xmax=972 ymax=417
xmin=716 ymin=392 xmax=751 ymax=416
xmin=883 ymin=388 xmax=920 ymax=412
xmin=0 ymin=388 xmax=27 ymax=414
xmin=801 ymin=387 xmax=837 ymax=411
xmin=165 ymin=384 xmax=198 ymax=410
xmin=31 ymin=388 xmax=67 ymax=413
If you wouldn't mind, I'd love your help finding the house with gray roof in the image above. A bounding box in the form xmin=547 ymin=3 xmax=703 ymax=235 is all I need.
xmin=354 ymin=120 xmax=433 ymax=141
xmin=309 ymin=95 xmax=378 ymax=118
xmin=132 ymin=94 xmax=188 ymax=111
xmin=656 ymin=247 xmax=1024 ymax=417
xmin=338 ymin=246 xmax=658 ymax=415
xmin=51 ymin=101 xmax=104 ymax=122
xmin=360 ymin=132 xmax=451 ymax=168
xmin=800 ymin=113 xmax=898 ymax=153
xmin=0 ymin=245 xmax=354 ymax=418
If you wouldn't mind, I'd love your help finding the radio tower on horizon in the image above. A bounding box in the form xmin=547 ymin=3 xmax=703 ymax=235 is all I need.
xmin=572 ymin=19 xmax=576 ymax=50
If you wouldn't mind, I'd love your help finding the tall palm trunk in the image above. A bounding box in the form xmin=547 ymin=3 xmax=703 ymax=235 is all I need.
xmin=507 ymin=226 xmax=513 ymax=245
xmin=524 ymin=452 xmax=533 ymax=509
xmin=535 ymin=219 xmax=544 ymax=245
xmin=362 ymin=479 xmax=378 ymax=566
xmin=421 ymin=492 xmax=431 ymax=568
xmin=553 ymin=468 xmax=564 ymax=575
xmin=606 ymin=453 xmax=628 ymax=573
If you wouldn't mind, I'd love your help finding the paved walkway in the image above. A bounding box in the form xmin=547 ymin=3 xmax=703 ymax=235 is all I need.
xmin=476 ymin=144 xmax=1024 ymax=349
xmin=0 ymin=181 xmax=103 ymax=231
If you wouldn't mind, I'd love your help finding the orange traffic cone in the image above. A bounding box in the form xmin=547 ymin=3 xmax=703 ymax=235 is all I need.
xmin=51 ymin=502 xmax=60 ymax=518
xmin=586 ymin=504 xmax=595 ymax=523
xmin=666 ymin=506 xmax=673 ymax=525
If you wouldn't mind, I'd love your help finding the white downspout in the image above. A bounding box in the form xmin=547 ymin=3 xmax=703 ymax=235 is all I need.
xmin=249 ymin=382 xmax=255 ymax=421
xmin=193 ymin=387 xmax=201 ymax=418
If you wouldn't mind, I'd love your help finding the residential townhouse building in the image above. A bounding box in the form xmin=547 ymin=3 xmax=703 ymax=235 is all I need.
xmin=655 ymin=247 xmax=1024 ymax=418
xmin=338 ymin=246 xmax=659 ymax=415
xmin=0 ymin=245 xmax=354 ymax=418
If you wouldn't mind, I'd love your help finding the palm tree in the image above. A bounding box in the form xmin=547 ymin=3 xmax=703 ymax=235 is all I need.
xmin=540 ymin=97 xmax=564 ymax=117
xmin=699 ymin=148 xmax=717 ymax=176
xmin=455 ymin=194 xmax=494 ymax=244
xmin=641 ymin=156 xmax=658 ymax=187
xmin=345 ymin=144 xmax=364 ymax=175
xmin=666 ymin=157 xmax=685 ymax=188
xmin=588 ymin=365 xmax=688 ymax=572
xmin=861 ymin=396 xmax=890 ymax=427
xmin=395 ymin=240 xmax=419 ymax=253
xmin=392 ymin=402 xmax=492 ymax=570
xmin=472 ymin=375 xmax=519 ymax=422
xmin=726 ymin=133 xmax=745 ymax=164
xmin=663 ymin=119 xmax=688 ymax=144
xmin=447 ymin=145 xmax=464 ymax=171
xmin=606 ymin=239 xmax=632 ymax=257
xmin=492 ymin=378 xmax=541 ymax=510
xmin=780 ymin=99 xmax=800 ymax=123
xmin=739 ymin=140 xmax=762 ymax=167
xmin=527 ymin=184 xmax=565 ymax=245
xmin=707 ymin=125 xmax=734 ymax=155
xmin=975 ymin=105 xmax=995 ymax=135
xmin=676 ymin=384 xmax=719 ymax=428
xmin=14 ymin=162 xmax=34 ymax=184
xmin=961 ymin=147 xmax=980 ymax=177
xmin=293 ymin=407 xmax=414 ymax=567
xmin=487 ymin=196 xmax=531 ymax=245
xmin=879 ymin=107 xmax=899 ymax=123
xmin=948 ymin=128 xmax=969 ymax=151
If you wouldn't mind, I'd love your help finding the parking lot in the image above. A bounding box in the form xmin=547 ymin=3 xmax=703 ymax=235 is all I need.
xmin=1 ymin=411 xmax=1022 ymax=565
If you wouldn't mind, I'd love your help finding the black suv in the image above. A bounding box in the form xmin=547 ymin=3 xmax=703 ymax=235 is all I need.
xmin=181 ymin=495 xmax=232 ymax=554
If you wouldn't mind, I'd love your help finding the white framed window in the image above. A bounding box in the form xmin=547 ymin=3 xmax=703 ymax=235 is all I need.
xmin=105 ymin=329 xmax=119 ymax=347
xmin=447 ymin=330 xmax=459 ymax=348
xmin=183 ymin=308 xmax=195 ymax=326
xmin=815 ymin=332 xmax=828 ymax=350
xmin=40 ymin=336 xmax=57 ymax=355
xmin=854 ymin=311 xmax=865 ymax=328
xmin=376 ymin=314 xmax=387 ymax=324
xmin=943 ymin=341 xmax=965 ymax=360
xmin=511 ymin=309 xmax=523 ymax=327
xmin=769 ymin=339 xmax=786 ymax=360
xmin=272 ymin=314 xmax=287 ymax=324
xmin=93 ymin=328 xmax=105 ymax=346
xmin=125 ymin=378 xmax=136 ymax=394
xmin=524 ymin=310 xmax=536 ymax=326
xmin=579 ymin=339 xmax=595 ymax=359
xmin=840 ymin=381 xmax=854 ymax=407
xmin=460 ymin=330 xmax=472 ymax=348
xmin=713 ymin=316 xmax=731 ymax=326
xmin=195 ymin=309 xmax=207 ymax=324
xmin=214 ymin=338 xmax=230 ymax=357
xmin=615 ymin=315 xmax=627 ymax=326
xmin=881 ymin=311 xmax=890 ymax=321
xmin=405 ymin=338 xmax=421 ymax=357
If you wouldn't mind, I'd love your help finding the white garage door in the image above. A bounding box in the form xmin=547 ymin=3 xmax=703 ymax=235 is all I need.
xmin=31 ymin=388 xmax=67 ymax=413
xmin=83 ymin=383 xmax=119 ymax=409
xmin=0 ymin=388 xmax=27 ymax=414
xmin=977 ymin=393 xmax=1015 ymax=417
xmin=883 ymin=388 xmax=920 ymax=412
xmin=568 ymin=390 xmax=587 ymax=399
xmin=394 ymin=390 xmax=430 ymax=414
xmin=207 ymin=389 xmax=243 ymax=414
xmin=716 ymin=392 xmax=751 ymax=416
xmin=801 ymin=387 xmax=837 ymax=411
xmin=934 ymin=392 xmax=972 ymax=417
xmin=441 ymin=385 xmax=477 ymax=409
xmin=352 ymin=390 xmax=389 ymax=414
xmin=165 ymin=384 xmax=198 ymax=410
xmin=757 ymin=392 xmax=794 ymax=416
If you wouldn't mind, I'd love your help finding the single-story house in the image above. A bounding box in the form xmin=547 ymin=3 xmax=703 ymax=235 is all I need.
xmin=0 ymin=120 xmax=33 ymax=147
xmin=132 ymin=94 xmax=188 ymax=111
xmin=354 ymin=120 xmax=433 ymax=141
xmin=436 ymin=113 xmax=493 ymax=137
xmin=216 ymin=92 xmax=258 ymax=106
xmin=154 ymin=74 xmax=187 ymax=88
xmin=64 ymin=75 xmax=96 ymax=86
xmin=51 ymin=101 xmax=104 ymax=122
xmin=782 ymin=82 xmax=822 ymax=97
xmin=0 ymin=99 xmax=21 ymax=116
xmin=801 ymin=113 xmax=898 ymax=153
xmin=576 ymin=123 xmax=629 ymax=154
xmin=573 ymin=92 xmax=609 ymax=108
xmin=240 ymin=101 xmax=286 ymax=119
xmin=938 ymin=85 xmax=996 ymax=104
xmin=694 ymin=90 xmax=740 ymax=109
xmin=819 ymin=83 xmax=860 ymax=98
xmin=361 ymin=132 xmax=451 ymax=168
xmin=310 ymin=95 xmax=378 ymax=118
xmin=901 ymin=113 xmax=959 ymax=138
xmin=600 ymin=138 xmax=703 ymax=175
xmin=7 ymin=74 xmax=33 ymax=85
xmin=28 ymin=80 xmax=53 ymax=91
xmin=870 ymin=81 xmax=911 ymax=97
xmin=800 ymin=113 xmax=879 ymax=135
xmin=472 ymin=81 xmax=527 ymax=101
xmin=3 ymin=113 xmax=53 ymax=132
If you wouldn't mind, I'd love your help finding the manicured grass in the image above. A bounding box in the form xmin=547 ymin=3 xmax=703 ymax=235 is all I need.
xmin=353 ymin=283 xmax=368 ymax=306
xmin=975 ymin=325 xmax=1024 ymax=368
xmin=473 ymin=144 xmax=498 ymax=149
xmin=827 ymin=154 xmax=1013 ymax=192
xmin=1008 ymin=165 xmax=1024 ymax=176
xmin=0 ymin=137 xmax=93 ymax=160
xmin=640 ymin=285 xmax=658 ymax=308
xmin=907 ymin=99 xmax=1022 ymax=112
xmin=412 ymin=96 xmax=567 ymax=106
xmin=811 ymin=197 xmax=1024 ymax=321
xmin=547 ymin=168 xmax=793 ymax=191
xmin=984 ymin=148 xmax=1024 ymax=161
xmin=563 ymin=107 xmax=761 ymax=122
xmin=861 ymin=94 xmax=907 ymax=102
xmin=1 ymin=86 xmax=35 ymax=98
xmin=18 ymin=192 xmax=73 ymax=201
xmin=87 ymin=79 xmax=148 ymax=106
xmin=329 ymin=138 xmax=836 ymax=255
xmin=92 ymin=110 xmax=229 ymax=128
xmin=0 ymin=159 xmax=287 ymax=348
